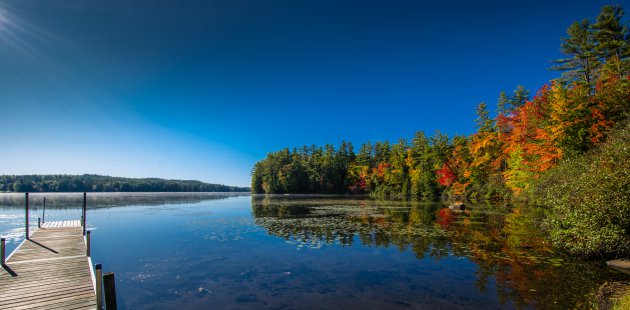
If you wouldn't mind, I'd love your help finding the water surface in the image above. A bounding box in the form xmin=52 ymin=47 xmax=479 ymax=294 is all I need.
xmin=0 ymin=193 xmax=626 ymax=309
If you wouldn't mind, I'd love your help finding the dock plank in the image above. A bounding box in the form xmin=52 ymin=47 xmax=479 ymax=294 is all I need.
xmin=40 ymin=220 xmax=81 ymax=229
xmin=0 ymin=221 xmax=96 ymax=310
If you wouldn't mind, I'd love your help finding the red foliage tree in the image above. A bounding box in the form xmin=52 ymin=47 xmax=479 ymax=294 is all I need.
xmin=436 ymin=162 xmax=456 ymax=187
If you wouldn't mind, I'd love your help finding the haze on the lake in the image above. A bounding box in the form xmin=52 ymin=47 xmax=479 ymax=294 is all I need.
xmin=0 ymin=0 xmax=613 ymax=186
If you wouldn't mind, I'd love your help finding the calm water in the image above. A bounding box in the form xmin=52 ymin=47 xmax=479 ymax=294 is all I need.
xmin=0 ymin=193 xmax=627 ymax=309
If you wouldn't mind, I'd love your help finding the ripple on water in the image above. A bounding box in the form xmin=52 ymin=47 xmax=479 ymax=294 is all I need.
xmin=0 ymin=227 xmax=25 ymax=244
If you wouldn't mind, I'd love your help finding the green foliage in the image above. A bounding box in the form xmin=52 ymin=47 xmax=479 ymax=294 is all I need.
xmin=553 ymin=5 xmax=630 ymax=84
xmin=552 ymin=19 xmax=600 ymax=85
xmin=251 ymin=143 xmax=355 ymax=194
xmin=251 ymin=4 xmax=630 ymax=264
xmin=251 ymin=133 xmax=443 ymax=200
xmin=529 ymin=121 xmax=630 ymax=256
xmin=0 ymin=174 xmax=248 ymax=192
xmin=593 ymin=5 xmax=630 ymax=74
xmin=475 ymin=102 xmax=493 ymax=132
xmin=497 ymin=86 xmax=531 ymax=117
xmin=252 ymin=4 xmax=630 ymax=218
xmin=509 ymin=85 xmax=531 ymax=110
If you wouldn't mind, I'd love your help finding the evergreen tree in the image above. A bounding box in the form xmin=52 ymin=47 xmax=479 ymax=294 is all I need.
xmin=373 ymin=141 xmax=391 ymax=164
xmin=250 ymin=4 xmax=630 ymax=202
xmin=552 ymin=19 xmax=599 ymax=85
xmin=475 ymin=102 xmax=494 ymax=132
xmin=251 ymin=162 xmax=263 ymax=193
xmin=409 ymin=131 xmax=437 ymax=200
xmin=509 ymin=85 xmax=530 ymax=109
xmin=592 ymin=5 xmax=630 ymax=76
xmin=357 ymin=142 xmax=373 ymax=167
xmin=497 ymin=86 xmax=530 ymax=114
xmin=497 ymin=91 xmax=509 ymax=115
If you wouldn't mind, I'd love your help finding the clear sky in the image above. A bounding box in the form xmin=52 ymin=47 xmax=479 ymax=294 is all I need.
xmin=0 ymin=0 xmax=622 ymax=187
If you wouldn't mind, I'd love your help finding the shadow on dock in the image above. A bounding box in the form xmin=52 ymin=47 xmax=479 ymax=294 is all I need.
xmin=27 ymin=239 xmax=59 ymax=254
xmin=1 ymin=264 xmax=17 ymax=277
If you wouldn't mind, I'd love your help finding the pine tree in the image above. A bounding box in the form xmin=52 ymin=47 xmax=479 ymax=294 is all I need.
xmin=475 ymin=102 xmax=494 ymax=132
xmin=592 ymin=5 xmax=630 ymax=76
xmin=497 ymin=86 xmax=531 ymax=114
xmin=497 ymin=91 xmax=509 ymax=115
xmin=552 ymin=19 xmax=600 ymax=85
xmin=509 ymin=85 xmax=530 ymax=109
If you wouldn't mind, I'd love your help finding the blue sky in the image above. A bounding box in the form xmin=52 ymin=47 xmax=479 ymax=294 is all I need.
xmin=0 ymin=0 xmax=621 ymax=187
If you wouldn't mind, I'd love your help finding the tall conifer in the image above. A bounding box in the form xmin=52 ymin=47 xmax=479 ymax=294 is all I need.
xmin=552 ymin=20 xmax=599 ymax=86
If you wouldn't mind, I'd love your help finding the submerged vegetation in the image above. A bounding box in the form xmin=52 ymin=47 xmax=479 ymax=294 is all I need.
xmin=251 ymin=196 xmax=627 ymax=309
xmin=252 ymin=5 xmax=630 ymax=256
xmin=0 ymin=174 xmax=249 ymax=193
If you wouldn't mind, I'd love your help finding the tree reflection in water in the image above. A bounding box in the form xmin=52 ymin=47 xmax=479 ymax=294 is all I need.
xmin=251 ymin=195 xmax=626 ymax=309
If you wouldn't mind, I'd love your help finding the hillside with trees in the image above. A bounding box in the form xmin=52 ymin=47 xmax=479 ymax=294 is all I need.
xmin=0 ymin=174 xmax=249 ymax=193
xmin=252 ymin=4 xmax=630 ymax=202
xmin=251 ymin=5 xmax=630 ymax=257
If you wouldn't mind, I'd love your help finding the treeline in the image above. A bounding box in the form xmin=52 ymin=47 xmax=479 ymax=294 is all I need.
xmin=0 ymin=192 xmax=246 ymax=208
xmin=0 ymin=174 xmax=250 ymax=193
xmin=252 ymin=5 xmax=630 ymax=202
xmin=251 ymin=135 xmax=459 ymax=200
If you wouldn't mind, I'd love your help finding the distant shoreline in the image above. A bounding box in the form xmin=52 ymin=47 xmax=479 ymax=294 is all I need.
xmin=0 ymin=174 xmax=250 ymax=193
xmin=0 ymin=191 xmax=251 ymax=209
xmin=0 ymin=191 xmax=252 ymax=194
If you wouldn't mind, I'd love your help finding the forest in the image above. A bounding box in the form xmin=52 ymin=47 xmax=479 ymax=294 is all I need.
xmin=0 ymin=174 xmax=250 ymax=193
xmin=251 ymin=5 xmax=630 ymax=256
xmin=251 ymin=5 xmax=630 ymax=201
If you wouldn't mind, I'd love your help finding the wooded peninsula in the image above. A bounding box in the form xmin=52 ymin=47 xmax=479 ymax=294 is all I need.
xmin=251 ymin=5 xmax=630 ymax=257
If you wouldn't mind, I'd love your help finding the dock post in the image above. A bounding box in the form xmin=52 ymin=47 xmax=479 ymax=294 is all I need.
xmin=42 ymin=197 xmax=46 ymax=223
xmin=86 ymin=231 xmax=91 ymax=256
xmin=1 ymin=237 xmax=5 ymax=265
xmin=38 ymin=217 xmax=41 ymax=228
xmin=104 ymin=272 xmax=117 ymax=310
xmin=82 ymin=192 xmax=87 ymax=235
xmin=25 ymin=192 xmax=29 ymax=239
xmin=95 ymin=264 xmax=103 ymax=309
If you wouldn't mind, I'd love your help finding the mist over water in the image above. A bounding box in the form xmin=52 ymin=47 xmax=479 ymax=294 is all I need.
xmin=0 ymin=193 xmax=625 ymax=309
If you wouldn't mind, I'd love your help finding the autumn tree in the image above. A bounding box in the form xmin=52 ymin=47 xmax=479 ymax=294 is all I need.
xmin=252 ymin=4 xmax=630 ymax=201
xmin=470 ymin=101 xmax=507 ymax=199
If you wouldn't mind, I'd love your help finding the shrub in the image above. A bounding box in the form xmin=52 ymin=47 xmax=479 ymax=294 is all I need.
xmin=529 ymin=122 xmax=630 ymax=257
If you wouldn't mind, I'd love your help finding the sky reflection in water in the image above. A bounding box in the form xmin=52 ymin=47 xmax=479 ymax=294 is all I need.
xmin=0 ymin=193 xmax=626 ymax=309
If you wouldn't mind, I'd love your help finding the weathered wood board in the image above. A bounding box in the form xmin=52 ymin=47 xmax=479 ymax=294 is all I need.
xmin=0 ymin=222 xmax=96 ymax=309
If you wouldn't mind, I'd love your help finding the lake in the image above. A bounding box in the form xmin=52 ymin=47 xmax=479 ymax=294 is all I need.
xmin=0 ymin=193 xmax=626 ymax=309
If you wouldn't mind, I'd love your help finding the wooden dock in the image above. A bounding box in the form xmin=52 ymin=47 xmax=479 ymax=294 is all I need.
xmin=0 ymin=221 xmax=97 ymax=309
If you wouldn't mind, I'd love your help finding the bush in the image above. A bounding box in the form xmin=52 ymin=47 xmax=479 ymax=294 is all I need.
xmin=529 ymin=122 xmax=630 ymax=257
